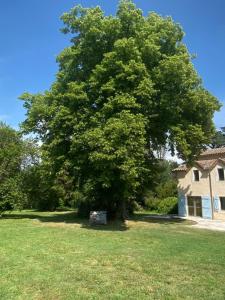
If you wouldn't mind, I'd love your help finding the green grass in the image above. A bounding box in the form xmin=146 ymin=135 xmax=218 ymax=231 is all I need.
xmin=1 ymin=211 xmax=225 ymax=299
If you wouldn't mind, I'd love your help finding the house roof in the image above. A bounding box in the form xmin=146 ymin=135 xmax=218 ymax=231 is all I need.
xmin=195 ymin=159 xmax=217 ymax=170
xmin=219 ymin=158 xmax=225 ymax=164
xmin=200 ymin=147 xmax=225 ymax=157
xmin=173 ymin=148 xmax=225 ymax=172
xmin=173 ymin=157 xmax=225 ymax=172
xmin=173 ymin=164 xmax=188 ymax=172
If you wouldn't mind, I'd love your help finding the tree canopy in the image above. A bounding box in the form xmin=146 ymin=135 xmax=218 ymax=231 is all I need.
xmin=20 ymin=0 xmax=220 ymax=218
xmin=209 ymin=127 xmax=225 ymax=148
xmin=0 ymin=122 xmax=37 ymax=215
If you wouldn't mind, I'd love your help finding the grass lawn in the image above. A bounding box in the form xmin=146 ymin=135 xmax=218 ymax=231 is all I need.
xmin=1 ymin=211 xmax=225 ymax=299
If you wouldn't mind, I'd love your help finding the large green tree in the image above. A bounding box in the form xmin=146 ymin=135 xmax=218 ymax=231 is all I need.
xmin=21 ymin=0 xmax=220 ymax=218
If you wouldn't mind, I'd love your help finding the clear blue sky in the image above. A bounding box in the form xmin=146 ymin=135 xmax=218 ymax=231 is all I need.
xmin=0 ymin=0 xmax=224 ymax=129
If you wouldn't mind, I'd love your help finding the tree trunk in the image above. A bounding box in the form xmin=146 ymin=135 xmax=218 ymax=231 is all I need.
xmin=116 ymin=199 xmax=128 ymax=221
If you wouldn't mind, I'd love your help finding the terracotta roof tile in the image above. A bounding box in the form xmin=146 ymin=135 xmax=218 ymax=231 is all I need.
xmin=195 ymin=159 xmax=217 ymax=170
xmin=173 ymin=147 xmax=225 ymax=172
xmin=173 ymin=164 xmax=188 ymax=172
xmin=200 ymin=147 xmax=225 ymax=156
xmin=218 ymin=158 xmax=225 ymax=165
xmin=174 ymin=158 xmax=225 ymax=172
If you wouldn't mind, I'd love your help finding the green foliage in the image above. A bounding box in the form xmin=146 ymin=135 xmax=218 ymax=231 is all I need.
xmin=20 ymin=165 xmax=40 ymax=209
xmin=20 ymin=1 xmax=220 ymax=218
xmin=21 ymin=164 xmax=59 ymax=211
xmin=144 ymin=195 xmax=161 ymax=211
xmin=0 ymin=177 xmax=26 ymax=215
xmin=0 ymin=122 xmax=23 ymax=180
xmin=141 ymin=159 xmax=177 ymax=211
xmin=155 ymin=160 xmax=178 ymax=184
xmin=144 ymin=195 xmax=178 ymax=214
xmin=155 ymin=180 xmax=177 ymax=199
xmin=210 ymin=127 xmax=225 ymax=148
xmin=0 ymin=122 xmax=39 ymax=215
xmin=157 ymin=197 xmax=178 ymax=214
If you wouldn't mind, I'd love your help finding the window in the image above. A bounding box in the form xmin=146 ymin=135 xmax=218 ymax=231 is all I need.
xmin=218 ymin=168 xmax=225 ymax=181
xmin=193 ymin=170 xmax=200 ymax=181
xmin=220 ymin=197 xmax=225 ymax=211
xmin=187 ymin=196 xmax=202 ymax=217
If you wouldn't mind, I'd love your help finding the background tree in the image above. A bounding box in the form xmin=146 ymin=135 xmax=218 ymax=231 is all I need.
xmin=209 ymin=127 xmax=225 ymax=148
xmin=20 ymin=0 xmax=220 ymax=219
xmin=21 ymin=163 xmax=59 ymax=211
xmin=141 ymin=159 xmax=178 ymax=205
xmin=0 ymin=122 xmax=36 ymax=215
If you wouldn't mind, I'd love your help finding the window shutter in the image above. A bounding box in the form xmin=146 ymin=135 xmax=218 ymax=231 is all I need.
xmin=178 ymin=193 xmax=186 ymax=217
xmin=214 ymin=196 xmax=219 ymax=212
xmin=201 ymin=196 xmax=212 ymax=219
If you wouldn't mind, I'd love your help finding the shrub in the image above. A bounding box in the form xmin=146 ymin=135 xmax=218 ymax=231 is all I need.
xmin=131 ymin=200 xmax=143 ymax=212
xmin=144 ymin=196 xmax=161 ymax=211
xmin=155 ymin=180 xmax=177 ymax=199
xmin=157 ymin=197 xmax=178 ymax=214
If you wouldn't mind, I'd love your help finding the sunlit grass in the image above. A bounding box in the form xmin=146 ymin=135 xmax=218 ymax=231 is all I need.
xmin=0 ymin=210 xmax=225 ymax=299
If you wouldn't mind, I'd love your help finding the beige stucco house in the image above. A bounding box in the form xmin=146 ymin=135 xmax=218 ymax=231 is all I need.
xmin=173 ymin=147 xmax=225 ymax=220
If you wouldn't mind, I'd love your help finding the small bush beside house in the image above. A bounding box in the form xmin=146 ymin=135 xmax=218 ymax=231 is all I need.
xmin=144 ymin=195 xmax=178 ymax=214
xmin=143 ymin=175 xmax=178 ymax=214
xmin=157 ymin=197 xmax=178 ymax=214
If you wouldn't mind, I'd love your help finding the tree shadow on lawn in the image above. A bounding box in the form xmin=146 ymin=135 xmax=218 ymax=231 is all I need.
xmin=2 ymin=211 xmax=128 ymax=232
xmin=2 ymin=211 xmax=196 ymax=231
